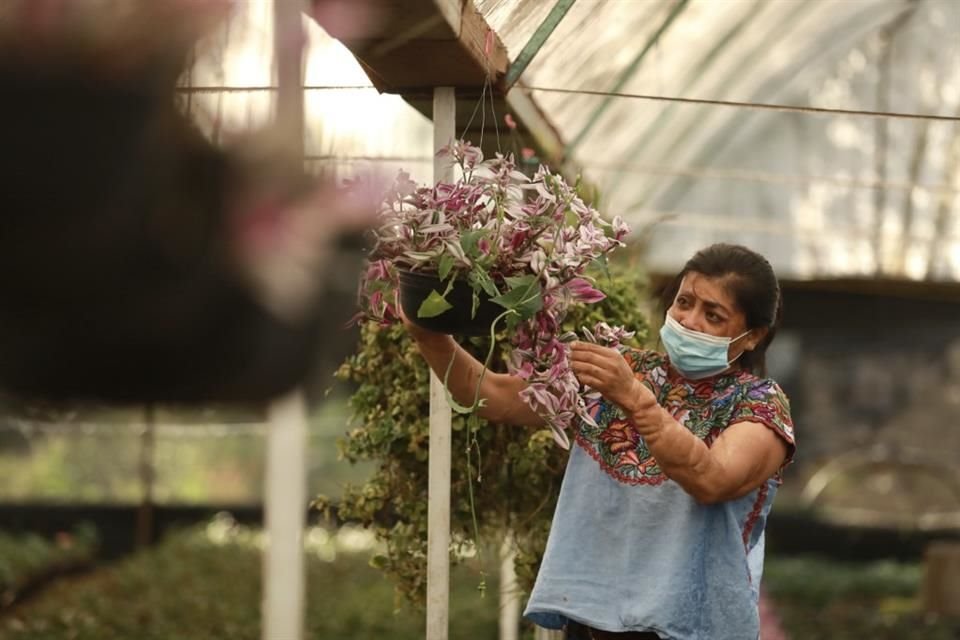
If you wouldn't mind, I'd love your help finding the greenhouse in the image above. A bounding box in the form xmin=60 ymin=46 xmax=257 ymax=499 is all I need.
xmin=1 ymin=1 xmax=959 ymax=639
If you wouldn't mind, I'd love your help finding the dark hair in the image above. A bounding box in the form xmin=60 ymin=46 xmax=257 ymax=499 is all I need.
xmin=661 ymin=243 xmax=783 ymax=376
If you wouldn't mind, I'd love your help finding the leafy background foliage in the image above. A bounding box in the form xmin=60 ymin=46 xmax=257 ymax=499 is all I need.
xmin=7 ymin=522 xmax=953 ymax=640
xmin=322 ymin=261 xmax=651 ymax=604
xmin=0 ymin=525 xmax=97 ymax=607
xmin=2 ymin=522 xmax=499 ymax=640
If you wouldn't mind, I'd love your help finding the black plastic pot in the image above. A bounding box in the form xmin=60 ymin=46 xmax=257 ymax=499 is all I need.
xmin=398 ymin=269 xmax=503 ymax=336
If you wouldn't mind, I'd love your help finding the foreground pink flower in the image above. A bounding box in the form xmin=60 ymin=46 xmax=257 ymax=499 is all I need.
xmin=566 ymin=277 xmax=606 ymax=304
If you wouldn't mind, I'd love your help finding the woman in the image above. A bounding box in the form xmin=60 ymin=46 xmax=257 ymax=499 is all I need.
xmin=404 ymin=243 xmax=795 ymax=640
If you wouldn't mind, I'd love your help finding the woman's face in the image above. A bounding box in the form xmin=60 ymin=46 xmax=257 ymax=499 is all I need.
xmin=667 ymin=272 xmax=762 ymax=358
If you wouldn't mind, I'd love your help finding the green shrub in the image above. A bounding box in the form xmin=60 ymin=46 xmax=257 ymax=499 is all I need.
xmin=324 ymin=262 xmax=650 ymax=604
xmin=0 ymin=525 xmax=97 ymax=605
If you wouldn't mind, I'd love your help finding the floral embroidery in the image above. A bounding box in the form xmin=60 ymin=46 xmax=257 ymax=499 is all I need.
xmin=576 ymin=349 xmax=795 ymax=486
xmin=577 ymin=400 xmax=665 ymax=485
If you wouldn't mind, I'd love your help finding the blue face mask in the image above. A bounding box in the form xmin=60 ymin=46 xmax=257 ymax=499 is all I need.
xmin=659 ymin=314 xmax=751 ymax=379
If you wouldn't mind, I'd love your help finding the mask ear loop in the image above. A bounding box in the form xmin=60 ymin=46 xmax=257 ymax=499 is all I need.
xmin=726 ymin=328 xmax=754 ymax=365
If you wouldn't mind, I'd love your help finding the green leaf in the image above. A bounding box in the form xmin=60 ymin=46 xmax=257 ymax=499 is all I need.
xmin=470 ymin=269 xmax=501 ymax=298
xmin=417 ymin=290 xmax=453 ymax=318
xmin=438 ymin=253 xmax=456 ymax=282
xmin=490 ymin=274 xmax=542 ymax=319
xmin=442 ymin=274 xmax=457 ymax=297
xmin=459 ymin=229 xmax=487 ymax=258
xmin=514 ymin=291 xmax=543 ymax=319
xmin=504 ymin=274 xmax=538 ymax=290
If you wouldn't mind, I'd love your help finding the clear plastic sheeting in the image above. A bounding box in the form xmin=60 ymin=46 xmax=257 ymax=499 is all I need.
xmin=479 ymin=0 xmax=960 ymax=281
xmin=178 ymin=1 xmax=434 ymax=185
xmin=179 ymin=0 xmax=958 ymax=281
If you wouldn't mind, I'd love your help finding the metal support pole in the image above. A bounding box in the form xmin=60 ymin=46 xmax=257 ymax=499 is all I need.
xmin=262 ymin=1 xmax=307 ymax=639
xmin=427 ymin=86 xmax=456 ymax=640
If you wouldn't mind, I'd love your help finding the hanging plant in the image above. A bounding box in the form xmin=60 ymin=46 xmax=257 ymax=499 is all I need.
xmin=357 ymin=140 xmax=631 ymax=447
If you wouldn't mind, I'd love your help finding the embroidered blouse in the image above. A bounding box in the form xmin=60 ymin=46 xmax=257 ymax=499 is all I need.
xmin=523 ymin=349 xmax=795 ymax=640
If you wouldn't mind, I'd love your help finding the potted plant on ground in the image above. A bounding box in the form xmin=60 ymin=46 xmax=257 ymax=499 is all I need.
xmin=357 ymin=140 xmax=631 ymax=448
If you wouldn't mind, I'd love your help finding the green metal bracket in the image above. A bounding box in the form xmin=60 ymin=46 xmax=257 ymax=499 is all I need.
xmin=566 ymin=0 xmax=690 ymax=155
xmin=505 ymin=0 xmax=578 ymax=88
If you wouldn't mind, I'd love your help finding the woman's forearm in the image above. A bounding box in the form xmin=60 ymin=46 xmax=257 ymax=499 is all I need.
xmin=641 ymin=412 xmax=722 ymax=503
xmin=410 ymin=333 xmax=541 ymax=425
xmin=614 ymin=379 xmax=724 ymax=502
xmin=413 ymin=333 xmax=490 ymax=408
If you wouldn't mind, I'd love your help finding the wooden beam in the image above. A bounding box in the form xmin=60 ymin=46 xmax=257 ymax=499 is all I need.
xmin=434 ymin=0 xmax=463 ymax=35
xmin=309 ymin=1 xmax=574 ymax=175
xmin=312 ymin=0 xmax=508 ymax=92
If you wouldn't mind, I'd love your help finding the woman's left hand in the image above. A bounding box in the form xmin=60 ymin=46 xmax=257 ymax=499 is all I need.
xmin=570 ymin=342 xmax=644 ymax=411
xmin=571 ymin=342 xmax=667 ymax=439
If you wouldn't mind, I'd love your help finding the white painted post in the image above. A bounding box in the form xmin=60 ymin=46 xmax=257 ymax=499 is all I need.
xmin=262 ymin=2 xmax=307 ymax=640
xmin=263 ymin=391 xmax=308 ymax=640
xmin=499 ymin=532 xmax=520 ymax=640
xmin=426 ymin=86 xmax=455 ymax=640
